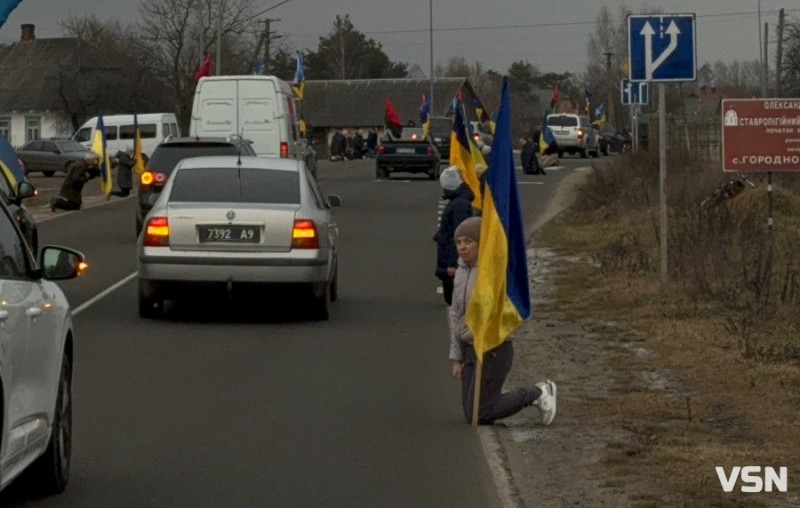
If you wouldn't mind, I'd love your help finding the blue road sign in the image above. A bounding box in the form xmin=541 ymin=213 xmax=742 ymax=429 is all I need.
xmin=628 ymin=14 xmax=696 ymax=82
xmin=621 ymin=79 xmax=649 ymax=105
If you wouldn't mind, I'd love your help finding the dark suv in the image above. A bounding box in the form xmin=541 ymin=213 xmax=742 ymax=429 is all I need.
xmin=135 ymin=137 xmax=256 ymax=236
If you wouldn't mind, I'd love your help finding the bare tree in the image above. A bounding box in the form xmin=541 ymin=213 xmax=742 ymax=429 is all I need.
xmin=136 ymin=0 xmax=261 ymax=130
xmin=585 ymin=5 xmax=630 ymax=128
xmin=779 ymin=16 xmax=800 ymax=95
xmin=60 ymin=14 xmax=173 ymax=128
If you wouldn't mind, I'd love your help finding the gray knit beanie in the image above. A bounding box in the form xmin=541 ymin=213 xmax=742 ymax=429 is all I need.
xmin=454 ymin=216 xmax=481 ymax=242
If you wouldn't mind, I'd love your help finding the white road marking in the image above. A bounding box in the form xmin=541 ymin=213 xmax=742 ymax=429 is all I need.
xmin=73 ymin=271 xmax=137 ymax=316
xmin=518 ymin=181 xmax=545 ymax=185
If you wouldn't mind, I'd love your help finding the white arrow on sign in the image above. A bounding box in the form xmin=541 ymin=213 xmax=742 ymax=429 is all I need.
xmin=641 ymin=20 xmax=680 ymax=80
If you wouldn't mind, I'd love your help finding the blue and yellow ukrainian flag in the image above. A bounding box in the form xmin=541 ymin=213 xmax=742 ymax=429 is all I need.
xmin=594 ymin=103 xmax=607 ymax=127
xmin=133 ymin=114 xmax=146 ymax=175
xmin=466 ymin=76 xmax=531 ymax=361
xmin=292 ymin=51 xmax=305 ymax=101
xmin=449 ymin=101 xmax=482 ymax=210
xmin=0 ymin=132 xmax=25 ymax=188
xmin=539 ymin=115 xmax=556 ymax=155
xmin=92 ymin=113 xmax=113 ymax=196
xmin=420 ymin=93 xmax=431 ymax=138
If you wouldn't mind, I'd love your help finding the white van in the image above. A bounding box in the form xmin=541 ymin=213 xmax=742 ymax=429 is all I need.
xmin=189 ymin=76 xmax=317 ymax=175
xmin=72 ymin=113 xmax=180 ymax=157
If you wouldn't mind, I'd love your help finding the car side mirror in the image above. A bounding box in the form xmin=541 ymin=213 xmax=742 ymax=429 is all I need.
xmin=326 ymin=195 xmax=342 ymax=208
xmin=16 ymin=181 xmax=35 ymax=200
xmin=38 ymin=246 xmax=87 ymax=280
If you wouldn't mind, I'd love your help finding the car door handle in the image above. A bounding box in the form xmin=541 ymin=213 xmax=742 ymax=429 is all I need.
xmin=0 ymin=310 xmax=8 ymax=321
xmin=25 ymin=307 xmax=42 ymax=318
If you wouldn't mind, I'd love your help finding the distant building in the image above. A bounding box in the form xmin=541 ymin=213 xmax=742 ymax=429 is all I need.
xmin=0 ymin=24 xmax=124 ymax=145
xmin=300 ymin=78 xmax=468 ymax=157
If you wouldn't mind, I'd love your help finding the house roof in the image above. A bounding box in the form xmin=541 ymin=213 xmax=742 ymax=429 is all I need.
xmin=301 ymin=78 xmax=466 ymax=128
xmin=0 ymin=38 xmax=121 ymax=112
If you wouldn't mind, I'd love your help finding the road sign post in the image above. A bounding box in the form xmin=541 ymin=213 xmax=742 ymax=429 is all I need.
xmin=628 ymin=14 xmax=696 ymax=284
xmin=621 ymin=79 xmax=649 ymax=105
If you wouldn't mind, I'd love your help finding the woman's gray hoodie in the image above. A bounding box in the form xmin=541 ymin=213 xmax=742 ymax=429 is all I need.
xmin=448 ymin=256 xmax=478 ymax=361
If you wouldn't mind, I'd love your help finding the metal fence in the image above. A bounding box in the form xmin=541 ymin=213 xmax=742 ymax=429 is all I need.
xmin=649 ymin=114 xmax=721 ymax=162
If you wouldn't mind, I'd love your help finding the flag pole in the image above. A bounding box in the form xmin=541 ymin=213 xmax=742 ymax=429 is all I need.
xmin=429 ymin=0 xmax=434 ymax=118
xmin=471 ymin=357 xmax=482 ymax=427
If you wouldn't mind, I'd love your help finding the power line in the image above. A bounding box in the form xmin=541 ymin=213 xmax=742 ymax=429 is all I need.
xmin=349 ymin=8 xmax=800 ymax=37
xmin=253 ymin=0 xmax=295 ymax=19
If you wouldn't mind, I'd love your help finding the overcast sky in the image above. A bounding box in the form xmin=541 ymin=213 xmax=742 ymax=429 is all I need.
xmin=0 ymin=0 xmax=795 ymax=76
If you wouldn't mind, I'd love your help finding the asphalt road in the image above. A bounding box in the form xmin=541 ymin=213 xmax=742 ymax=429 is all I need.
xmin=2 ymin=155 xmax=590 ymax=507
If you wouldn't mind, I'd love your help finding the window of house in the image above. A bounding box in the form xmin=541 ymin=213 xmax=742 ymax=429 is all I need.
xmin=25 ymin=116 xmax=40 ymax=142
xmin=0 ymin=117 xmax=10 ymax=143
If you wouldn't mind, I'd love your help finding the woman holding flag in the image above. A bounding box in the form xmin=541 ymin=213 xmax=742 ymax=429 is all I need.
xmin=448 ymin=218 xmax=556 ymax=425
xmin=448 ymin=77 xmax=558 ymax=426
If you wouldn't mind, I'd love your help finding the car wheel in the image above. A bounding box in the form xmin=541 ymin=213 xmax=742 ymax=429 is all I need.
xmin=26 ymin=353 xmax=71 ymax=495
xmin=135 ymin=214 xmax=143 ymax=238
xmin=375 ymin=164 xmax=388 ymax=180
xmin=558 ymin=150 xmax=564 ymax=158
xmin=602 ymin=146 xmax=609 ymax=156
xmin=138 ymin=278 xmax=163 ymax=319
xmin=43 ymin=170 xmax=55 ymax=177
xmin=427 ymin=163 xmax=439 ymax=180
xmin=310 ymin=282 xmax=330 ymax=321
xmin=580 ymin=148 xmax=588 ymax=158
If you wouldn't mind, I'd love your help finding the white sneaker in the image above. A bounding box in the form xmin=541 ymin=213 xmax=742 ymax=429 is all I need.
xmin=534 ymin=380 xmax=557 ymax=425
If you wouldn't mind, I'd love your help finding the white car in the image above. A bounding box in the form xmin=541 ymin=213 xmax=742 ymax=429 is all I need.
xmin=0 ymin=203 xmax=87 ymax=495
xmin=137 ymin=156 xmax=341 ymax=320
xmin=546 ymin=113 xmax=600 ymax=158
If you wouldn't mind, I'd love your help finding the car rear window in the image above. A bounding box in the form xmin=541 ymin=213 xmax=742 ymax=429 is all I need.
xmin=547 ymin=116 xmax=578 ymax=127
xmin=147 ymin=143 xmax=242 ymax=175
xmin=169 ymin=168 xmax=300 ymax=204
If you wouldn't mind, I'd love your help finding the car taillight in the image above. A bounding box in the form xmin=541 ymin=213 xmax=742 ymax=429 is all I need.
xmin=141 ymin=171 xmax=168 ymax=188
xmin=427 ymin=145 xmax=434 ymax=155
xmin=143 ymin=217 xmax=170 ymax=246
xmin=377 ymin=145 xmax=386 ymax=155
xmin=577 ymin=128 xmax=584 ymax=139
xmin=291 ymin=219 xmax=319 ymax=249
xmin=473 ymin=133 xmax=480 ymax=143
xmin=280 ymin=142 xmax=289 ymax=158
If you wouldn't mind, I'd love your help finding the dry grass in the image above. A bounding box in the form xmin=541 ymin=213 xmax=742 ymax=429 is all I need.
xmin=536 ymin=155 xmax=800 ymax=506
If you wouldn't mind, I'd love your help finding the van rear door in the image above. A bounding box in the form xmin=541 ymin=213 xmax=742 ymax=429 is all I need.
xmin=193 ymin=80 xmax=238 ymax=137
xmin=238 ymin=79 xmax=280 ymax=157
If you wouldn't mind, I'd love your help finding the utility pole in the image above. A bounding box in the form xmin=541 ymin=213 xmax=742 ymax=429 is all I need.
xmin=263 ymin=18 xmax=281 ymax=76
xmin=603 ymin=51 xmax=614 ymax=125
xmin=762 ymin=22 xmax=769 ymax=96
xmin=776 ymin=8 xmax=785 ymax=96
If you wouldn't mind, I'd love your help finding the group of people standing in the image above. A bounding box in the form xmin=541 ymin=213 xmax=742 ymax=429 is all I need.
xmin=434 ymin=164 xmax=557 ymax=427
xmin=328 ymin=128 xmax=380 ymax=161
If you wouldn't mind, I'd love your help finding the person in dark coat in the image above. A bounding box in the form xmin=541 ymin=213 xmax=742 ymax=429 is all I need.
xmin=434 ymin=166 xmax=474 ymax=305
xmin=50 ymin=152 xmax=99 ymax=211
xmin=111 ymin=147 xmax=135 ymax=197
xmin=329 ymin=130 xmax=346 ymax=161
xmin=365 ymin=127 xmax=378 ymax=158
xmin=520 ymin=137 xmax=545 ymax=175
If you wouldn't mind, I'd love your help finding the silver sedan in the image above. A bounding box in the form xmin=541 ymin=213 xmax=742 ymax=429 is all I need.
xmin=137 ymin=156 xmax=341 ymax=320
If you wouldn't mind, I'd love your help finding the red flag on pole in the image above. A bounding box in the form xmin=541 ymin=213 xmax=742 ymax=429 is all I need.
xmin=194 ymin=53 xmax=212 ymax=84
xmin=550 ymin=83 xmax=560 ymax=111
xmin=385 ymin=98 xmax=403 ymax=138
